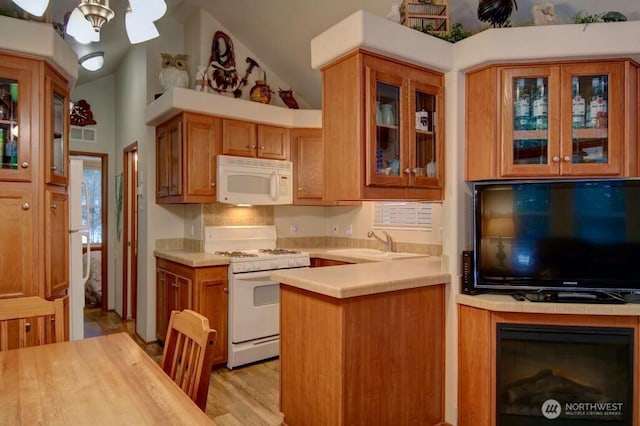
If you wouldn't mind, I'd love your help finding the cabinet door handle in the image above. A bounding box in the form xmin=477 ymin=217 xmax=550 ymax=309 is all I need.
xmin=563 ymin=156 xmax=571 ymax=162
xmin=259 ymin=146 xmax=265 ymax=150
xmin=50 ymin=203 xmax=57 ymax=210
xmin=223 ymin=288 xmax=228 ymax=293
xmin=404 ymin=168 xmax=410 ymax=174
xmin=22 ymin=203 xmax=30 ymax=211
xmin=50 ymin=165 xmax=57 ymax=171
xmin=20 ymin=161 xmax=29 ymax=169
xmin=298 ymin=187 xmax=303 ymax=191
xmin=552 ymin=156 xmax=560 ymax=163
xmin=210 ymin=182 xmax=215 ymax=187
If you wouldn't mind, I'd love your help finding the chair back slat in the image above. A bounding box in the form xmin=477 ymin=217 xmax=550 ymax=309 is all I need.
xmin=161 ymin=309 xmax=216 ymax=411
xmin=0 ymin=295 xmax=68 ymax=351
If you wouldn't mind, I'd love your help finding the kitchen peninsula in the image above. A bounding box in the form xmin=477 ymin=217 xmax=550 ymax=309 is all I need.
xmin=272 ymin=257 xmax=450 ymax=425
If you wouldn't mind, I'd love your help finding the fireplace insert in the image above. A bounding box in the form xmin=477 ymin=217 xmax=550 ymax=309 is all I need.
xmin=497 ymin=324 xmax=633 ymax=426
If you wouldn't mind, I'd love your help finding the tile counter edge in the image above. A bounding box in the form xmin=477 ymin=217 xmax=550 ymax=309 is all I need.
xmin=272 ymin=257 xmax=450 ymax=299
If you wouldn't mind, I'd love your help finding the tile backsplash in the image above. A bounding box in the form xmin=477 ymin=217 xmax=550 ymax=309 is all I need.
xmin=203 ymin=203 xmax=274 ymax=226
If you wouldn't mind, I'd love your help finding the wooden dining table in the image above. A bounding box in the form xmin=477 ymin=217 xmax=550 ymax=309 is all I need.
xmin=0 ymin=332 xmax=213 ymax=425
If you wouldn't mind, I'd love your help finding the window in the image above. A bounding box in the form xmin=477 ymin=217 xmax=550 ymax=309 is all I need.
xmin=373 ymin=201 xmax=433 ymax=230
xmin=82 ymin=166 xmax=102 ymax=244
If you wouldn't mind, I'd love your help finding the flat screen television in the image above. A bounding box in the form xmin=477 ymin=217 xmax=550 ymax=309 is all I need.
xmin=472 ymin=179 xmax=640 ymax=301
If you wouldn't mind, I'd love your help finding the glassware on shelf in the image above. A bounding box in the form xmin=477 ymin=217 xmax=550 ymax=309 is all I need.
xmin=588 ymin=76 xmax=608 ymax=129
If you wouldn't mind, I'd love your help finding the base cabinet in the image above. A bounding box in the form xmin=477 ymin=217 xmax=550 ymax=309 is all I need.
xmin=280 ymin=283 xmax=445 ymax=425
xmin=156 ymin=258 xmax=228 ymax=366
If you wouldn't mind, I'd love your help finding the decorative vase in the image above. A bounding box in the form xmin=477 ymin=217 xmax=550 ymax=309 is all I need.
xmin=250 ymin=77 xmax=273 ymax=104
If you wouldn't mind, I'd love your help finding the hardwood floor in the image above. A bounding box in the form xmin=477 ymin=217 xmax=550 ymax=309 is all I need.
xmin=83 ymin=308 xmax=283 ymax=425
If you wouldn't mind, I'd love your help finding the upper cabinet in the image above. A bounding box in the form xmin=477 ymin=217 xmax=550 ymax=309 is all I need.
xmin=323 ymin=50 xmax=444 ymax=201
xmin=0 ymin=55 xmax=35 ymax=182
xmin=222 ymin=119 xmax=290 ymax=160
xmin=45 ymin=67 xmax=69 ymax=186
xmin=466 ymin=59 xmax=638 ymax=180
xmin=156 ymin=112 xmax=221 ymax=204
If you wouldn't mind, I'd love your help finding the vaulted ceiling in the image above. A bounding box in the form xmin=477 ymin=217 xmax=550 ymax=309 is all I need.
xmin=2 ymin=0 xmax=639 ymax=108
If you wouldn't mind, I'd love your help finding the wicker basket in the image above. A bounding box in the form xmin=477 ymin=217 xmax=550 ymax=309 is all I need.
xmin=401 ymin=0 xmax=449 ymax=33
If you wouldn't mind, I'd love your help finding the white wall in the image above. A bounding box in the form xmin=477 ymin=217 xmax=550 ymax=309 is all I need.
xmin=274 ymin=202 xmax=443 ymax=244
xmin=70 ymin=75 xmax=117 ymax=311
xmin=182 ymin=8 xmax=312 ymax=109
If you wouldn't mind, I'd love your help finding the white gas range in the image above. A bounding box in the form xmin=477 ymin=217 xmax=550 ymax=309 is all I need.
xmin=204 ymin=225 xmax=310 ymax=369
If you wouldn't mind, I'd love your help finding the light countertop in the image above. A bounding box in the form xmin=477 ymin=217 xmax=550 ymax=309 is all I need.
xmin=457 ymin=293 xmax=640 ymax=316
xmin=271 ymin=256 xmax=449 ymax=299
xmin=153 ymin=249 xmax=230 ymax=267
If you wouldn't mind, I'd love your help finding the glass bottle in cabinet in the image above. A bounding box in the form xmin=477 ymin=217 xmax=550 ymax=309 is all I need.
xmin=374 ymin=81 xmax=401 ymax=177
xmin=511 ymin=76 xmax=549 ymax=165
xmin=571 ymin=74 xmax=609 ymax=164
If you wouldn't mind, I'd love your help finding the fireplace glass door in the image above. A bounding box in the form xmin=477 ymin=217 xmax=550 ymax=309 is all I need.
xmin=497 ymin=324 xmax=633 ymax=426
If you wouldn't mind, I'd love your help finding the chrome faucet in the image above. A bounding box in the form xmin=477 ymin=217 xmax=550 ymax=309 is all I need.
xmin=367 ymin=230 xmax=394 ymax=252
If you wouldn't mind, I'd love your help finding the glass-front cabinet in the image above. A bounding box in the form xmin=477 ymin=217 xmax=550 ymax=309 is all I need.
xmin=0 ymin=61 xmax=32 ymax=182
xmin=366 ymin=59 xmax=443 ymax=189
xmin=500 ymin=62 xmax=624 ymax=177
xmin=45 ymin=70 xmax=69 ymax=186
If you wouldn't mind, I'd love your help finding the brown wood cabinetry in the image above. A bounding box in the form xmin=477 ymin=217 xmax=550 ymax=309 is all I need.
xmin=0 ymin=184 xmax=34 ymax=298
xmin=155 ymin=112 xmax=221 ymax=203
xmin=280 ymin=283 xmax=445 ymax=425
xmin=45 ymin=187 xmax=68 ymax=298
xmin=458 ymin=304 xmax=640 ymax=425
xmin=466 ymin=59 xmax=638 ymax=180
xmin=310 ymin=258 xmax=351 ymax=267
xmin=322 ymin=50 xmax=444 ymax=201
xmin=0 ymin=52 xmax=70 ymax=345
xmin=222 ymin=118 xmax=290 ymax=160
xmin=156 ymin=258 xmax=228 ymax=366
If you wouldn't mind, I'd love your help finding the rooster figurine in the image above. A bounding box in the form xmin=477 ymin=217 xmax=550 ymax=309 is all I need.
xmin=478 ymin=0 xmax=518 ymax=27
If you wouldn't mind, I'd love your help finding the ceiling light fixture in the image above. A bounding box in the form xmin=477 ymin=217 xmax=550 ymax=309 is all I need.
xmin=79 ymin=51 xmax=105 ymax=72
xmin=66 ymin=7 xmax=100 ymax=44
xmin=125 ymin=6 xmax=159 ymax=44
xmin=11 ymin=0 xmax=49 ymax=17
xmin=66 ymin=0 xmax=166 ymax=45
xmin=77 ymin=0 xmax=115 ymax=32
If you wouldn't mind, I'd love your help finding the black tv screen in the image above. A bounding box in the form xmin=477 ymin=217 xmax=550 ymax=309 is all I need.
xmin=473 ymin=179 xmax=640 ymax=294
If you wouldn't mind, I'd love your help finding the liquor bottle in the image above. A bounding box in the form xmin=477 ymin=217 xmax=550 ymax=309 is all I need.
xmin=514 ymin=79 xmax=530 ymax=131
xmin=571 ymin=78 xmax=585 ymax=129
xmin=597 ymin=77 xmax=608 ymax=128
xmin=532 ymin=78 xmax=547 ymax=130
xmin=6 ymin=137 xmax=17 ymax=169
xmin=588 ymin=77 xmax=601 ymax=128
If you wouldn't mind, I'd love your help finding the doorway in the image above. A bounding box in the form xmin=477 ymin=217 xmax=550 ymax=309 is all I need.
xmin=122 ymin=142 xmax=138 ymax=321
xmin=69 ymin=151 xmax=108 ymax=312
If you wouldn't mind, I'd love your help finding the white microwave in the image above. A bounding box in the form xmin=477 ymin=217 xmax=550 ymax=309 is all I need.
xmin=216 ymin=155 xmax=293 ymax=205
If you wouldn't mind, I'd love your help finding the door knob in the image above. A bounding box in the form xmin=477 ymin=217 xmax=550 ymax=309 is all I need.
xmin=22 ymin=203 xmax=30 ymax=210
xmin=404 ymin=168 xmax=410 ymax=174
xmin=552 ymin=156 xmax=560 ymax=163
xmin=564 ymin=156 xmax=571 ymax=162
xmin=20 ymin=161 xmax=29 ymax=169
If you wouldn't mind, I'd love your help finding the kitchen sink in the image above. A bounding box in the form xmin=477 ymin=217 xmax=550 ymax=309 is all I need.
xmin=326 ymin=248 xmax=427 ymax=261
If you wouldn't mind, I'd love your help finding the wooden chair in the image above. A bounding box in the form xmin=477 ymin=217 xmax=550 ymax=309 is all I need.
xmin=0 ymin=295 xmax=68 ymax=351
xmin=161 ymin=309 xmax=217 ymax=411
